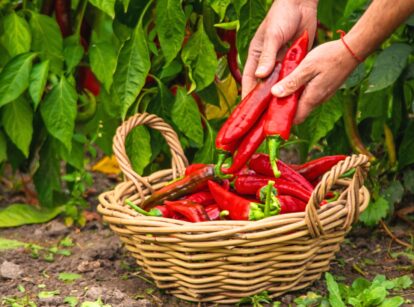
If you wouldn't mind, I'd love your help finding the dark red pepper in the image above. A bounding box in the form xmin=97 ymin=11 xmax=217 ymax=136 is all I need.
xmin=78 ymin=66 xmax=100 ymax=96
xmin=208 ymin=180 xmax=265 ymax=221
xmin=264 ymin=31 xmax=309 ymax=177
xmin=223 ymin=30 xmax=242 ymax=84
xmin=165 ymin=200 xmax=210 ymax=222
xmin=142 ymin=165 xmax=215 ymax=209
xmin=55 ymin=0 xmax=72 ymax=37
xmin=290 ymin=155 xmax=347 ymax=181
xmin=184 ymin=191 xmax=215 ymax=206
xmin=235 ymin=175 xmax=311 ymax=203
xmin=248 ymin=154 xmax=314 ymax=192
xmin=222 ymin=114 xmax=265 ymax=175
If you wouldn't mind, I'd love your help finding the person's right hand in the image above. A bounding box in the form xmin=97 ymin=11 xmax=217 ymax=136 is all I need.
xmin=242 ymin=0 xmax=318 ymax=98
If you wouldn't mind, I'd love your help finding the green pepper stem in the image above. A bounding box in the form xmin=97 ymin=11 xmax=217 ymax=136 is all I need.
xmin=215 ymin=152 xmax=233 ymax=179
xmin=220 ymin=210 xmax=229 ymax=219
xmin=268 ymin=137 xmax=282 ymax=178
xmin=264 ymin=181 xmax=275 ymax=217
xmin=126 ymin=199 xmax=150 ymax=216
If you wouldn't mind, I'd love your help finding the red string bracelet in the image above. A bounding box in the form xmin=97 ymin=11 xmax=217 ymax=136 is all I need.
xmin=336 ymin=30 xmax=364 ymax=63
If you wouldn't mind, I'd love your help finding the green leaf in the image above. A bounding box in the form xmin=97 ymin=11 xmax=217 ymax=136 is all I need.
xmin=38 ymin=290 xmax=60 ymax=299
xmin=29 ymin=60 xmax=49 ymax=108
xmin=89 ymin=0 xmax=116 ymax=18
xmin=172 ymin=87 xmax=204 ymax=147
xmin=194 ymin=120 xmax=216 ymax=163
xmin=156 ymin=0 xmax=186 ymax=66
xmin=382 ymin=181 xmax=404 ymax=205
xmin=363 ymin=286 xmax=388 ymax=306
xmin=89 ymin=42 xmax=117 ymax=92
xmin=0 ymin=204 xmax=63 ymax=228
xmin=1 ymin=12 xmax=31 ymax=57
xmin=317 ymin=0 xmax=347 ymax=29
xmin=380 ymin=296 xmax=404 ymax=307
xmin=112 ymin=24 xmax=150 ymax=119
xmin=0 ymin=52 xmax=36 ymax=108
xmin=0 ymin=237 xmax=26 ymax=250
xmin=366 ymin=44 xmax=412 ymax=93
xmin=147 ymin=79 xmax=174 ymax=118
xmin=63 ymin=35 xmax=84 ymax=72
xmin=0 ymin=131 xmax=7 ymax=163
xmin=325 ymin=273 xmax=345 ymax=307
xmin=237 ymin=0 xmax=266 ymax=66
xmin=232 ymin=0 xmax=248 ymax=16
xmin=41 ymin=77 xmax=78 ymax=151
xmin=59 ymin=137 xmax=85 ymax=169
xmin=30 ymin=12 xmax=63 ymax=74
xmin=64 ymin=296 xmax=79 ymax=307
xmin=403 ymin=169 xmax=414 ymax=193
xmin=344 ymin=63 xmax=366 ymax=88
xmin=343 ymin=0 xmax=368 ymax=18
xmin=197 ymin=82 xmax=220 ymax=107
xmin=209 ymin=0 xmax=231 ymax=21
xmin=181 ymin=20 xmax=218 ymax=92
xmin=359 ymin=197 xmax=389 ymax=226
xmin=357 ymin=89 xmax=388 ymax=121
xmin=125 ymin=126 xmax=152 ymax=175
xmin=398 ymin=121 xmax=414 ymax=169
xmin=2 ymin=97 xmax=33 ymax=157
xmin=390 ymin=275 xmax=413 ymax=290
xmin=297 ymin=94 xmax=343 ymax=150
xmin=58 ymin=272 xmax=82 ymax=283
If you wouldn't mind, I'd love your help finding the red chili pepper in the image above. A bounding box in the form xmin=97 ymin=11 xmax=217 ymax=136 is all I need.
xmin=278 ymin=195 xmax=307 ymax=214
xmin=125 ymin=200 xmax=171 ymax=218
xmin=255 ymin=187 xmax=308 ymax=214
xmin=264 ymin=31 xmax=309 ymax=177
xmin=165 ymin=200 xmax=210 ymax=222
xmin=223 ymin=30 xmax=242 ymax=84
xmin=222 ymin=115 xmax=265 ymax=175
xmin=208 ymin=180 xmax=265 ymax=221
xmin=185 ymin=163 xmax=207 ymax=176
xmin=248 ymin=154 xmax=314 ymax=192
xmin=290 ymin=155 xmax=347 ymax=181
xmin=78 ymin=67 xmax=100 ymax=96
xmin=55 ymin=0 xmax=72 ymax=37
xmin=214 ymin=138 xmax=241 ymax=178
xmin=235 ymin=175 xmax=311 ymax=203
xmin=184 ymin=191 xmax=215 ymax=206
xmin=205 ymin=204 xmax=221 ymax=220
xmin=142 ymin=165 xmax=215 ymax=209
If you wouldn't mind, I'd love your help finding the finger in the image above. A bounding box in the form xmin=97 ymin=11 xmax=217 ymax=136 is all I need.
xmin=271 ymin=61 xmax=314 ymax=97
xmin=242 ymin=41 xmax=262 ymax=98
xmin=255 ymin=28 xmax=283 ymax=77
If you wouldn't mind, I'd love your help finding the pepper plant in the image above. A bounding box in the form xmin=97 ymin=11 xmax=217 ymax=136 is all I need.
xmin=0 ymin=0 xmax=413 ymax=226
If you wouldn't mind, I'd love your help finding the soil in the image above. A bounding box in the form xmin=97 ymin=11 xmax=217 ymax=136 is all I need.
xmin=1 ymin=172 xmax=414 ymax=306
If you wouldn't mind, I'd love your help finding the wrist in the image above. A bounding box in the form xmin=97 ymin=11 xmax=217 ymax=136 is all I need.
xmin=345 ymin=30 xmax=373 ymax=60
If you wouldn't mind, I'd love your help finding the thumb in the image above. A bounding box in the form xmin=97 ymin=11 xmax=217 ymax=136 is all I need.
xmin=271 ymin=62 xmax=314 ymax=97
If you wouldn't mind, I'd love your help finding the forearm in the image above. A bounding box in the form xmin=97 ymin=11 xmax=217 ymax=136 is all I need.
xmin=346 ymin=0 xmax=414 ymax=59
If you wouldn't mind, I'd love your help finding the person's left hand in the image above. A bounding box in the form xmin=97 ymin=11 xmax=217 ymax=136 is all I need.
xmin=271 ymin=40 xmax=360 ymax=124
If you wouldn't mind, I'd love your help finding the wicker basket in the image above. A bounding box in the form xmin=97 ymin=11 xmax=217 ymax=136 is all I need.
xmin=98 ymin=113 xmax=371 ymax=304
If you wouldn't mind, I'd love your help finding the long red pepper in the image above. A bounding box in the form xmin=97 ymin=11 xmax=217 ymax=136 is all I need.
xmin=165 ymin=201 xmax=210 ymax=222
xmin=184 ymin=191 xmax=215 ymax=206
xmin=224 ymin=30 xmax=242 ymax=84
xmin=264 ymin=31 xmax=309 ymax=177
xmin=214 ymin=139 xmax=241 ymax=177
xmin=234 ymin=175 xmax=311 ymax=203
xmin=290 ymin=155 xmax=347 ymax=181
xmin=205 ymin=204 xmax=221 ymax=220
xmin=278 ymin=195 xmax=307 ymax=214
xmin=222 ymin=115 xmax=266 ymax=174
xmin=249 ymin=154 xmax=314 ymax=192
xmin=185 ymin=163 xmax=207 ymax=176
xmin=142 ymin=165 xmax=215 ymax=209
xmin=55 ymin=0 xmax=72 ymax=37
xmin=208 ymin=180 xmax=265 ymax=221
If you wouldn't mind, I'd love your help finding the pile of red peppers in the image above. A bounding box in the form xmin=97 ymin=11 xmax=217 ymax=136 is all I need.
xmin=124 ymin=30 xmax=349 ymax=223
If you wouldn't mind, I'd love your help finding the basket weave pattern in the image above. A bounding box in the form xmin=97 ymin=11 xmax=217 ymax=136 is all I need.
xmin=98 ymin=113 xmax=370 ymax=304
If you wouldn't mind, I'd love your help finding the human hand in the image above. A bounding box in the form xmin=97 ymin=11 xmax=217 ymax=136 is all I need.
xmin=271 ymin=40 xmax=360 ymax=124
xmin=242 ymin=0 xmax=318 ymax=98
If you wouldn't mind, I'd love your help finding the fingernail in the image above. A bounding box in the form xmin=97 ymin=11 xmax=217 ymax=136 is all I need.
xmin=272 ymin=85 xmax=284 ymax=97
xmin=255 ymin=66 xmax=267 ymax=75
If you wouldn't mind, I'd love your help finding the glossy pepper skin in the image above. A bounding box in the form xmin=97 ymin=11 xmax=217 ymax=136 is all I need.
xmin=185 ymin=163 xmax=208 ymax=176
xmin=184 ymin=191 xmax=215 ymax=206
xmin=125 ymin=200 xmax=171 ymax=218
xmin=205 ymin=204 xmax=221 ymax=220
xmin=278 ymin=195 xmax=307 ymax=214
xmin=235 ymin=175 xmax=311 ymax=203
xmin=249 ymin=154 xmax=314 ymax=192
xmin=165 ymin=201 xmax=210 ymax=222
xmin=142 ymin=165 xmax=215 ymax=209
xmin=222 ymin=115 xmax=266 ymax=175
xmin=264 ymin=31 xmax=309 ymax=177
xmin=290 ymin=155 xmax=347 ymax=181
xmin=208 ymin=180 xmax=265 ymax=221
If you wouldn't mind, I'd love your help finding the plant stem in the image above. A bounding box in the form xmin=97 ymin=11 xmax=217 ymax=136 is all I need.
xmin=74 ymin=0 xmax=87 ymax=36
xmin=383 ymin=123 xmax=396 ymax=167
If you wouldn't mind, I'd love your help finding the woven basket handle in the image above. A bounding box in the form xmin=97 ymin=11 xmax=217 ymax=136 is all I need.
xmin=305 ymin=154 xmax=370 ymax=237
xmin=112 ymin=113 xmax=188 ymax=197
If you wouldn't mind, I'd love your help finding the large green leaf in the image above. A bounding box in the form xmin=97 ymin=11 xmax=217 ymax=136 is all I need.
xmin=112 ymin=23 xmax=150 ymax=119
xmin=40 ymin=77 xmax=78 ymax=151
xmin=366 ymin=44 xmax=412 ymax=93
xmin=0 ymin=131 xmax=7 ymax=163
xmin=63 ymin=35 xmax=84 ymax=73
xmin=359 ymin=197 xmax=389 ymax=227
xmin=232 ymin=0 xmax=248 ymax=16
xmin=357 ymin=89 xmax=388 ymax=121
xmin=181 ymin=20 xmax=218 ymax=92
xmin=0 ymin=12 xmax=31 ymax=57
xmin=297 ymin=94 xmax=343 ymax=150
xmin=172 ymin=87 xmax=204 ymax=147
xmin=317 ymin=0 xmax=347 ymax=29
xmin=89 ymin=0 xmax=116 ymax=18
xmin=236 ymin=0 xmax=266 ymax=66
xmin=146 ymin=77 xmax=174 ymax=118
xmin=325 ymin=273 xmax=345 ymax=307
xmin=210 ymin=0 xmax=232 ymax=21
xmin=193 ymin=120 xmax=216 ymax=163
xmin=2 ymin=97 xmax=33 ymax=157
xmin=125 ymin=126 xmax=152 ymax=175
xmin=398 ymin=121 xmax=414 ymax=169
xmin=0 ymin=52 xmax=36 ymax=108
xmin=29 ymin=60 xmax=49 ymax=109
xmin=89 ymin=42 xmax=117 ymax=92
xmin=156 ymin=0 xmax=186 ymax=66
xmin=29 ymin=12 xmax=63 ymax=74
xmin=0 ymin=204 xmax=63 ymax=228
